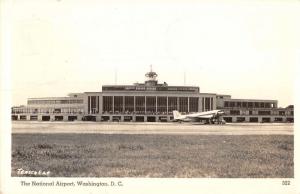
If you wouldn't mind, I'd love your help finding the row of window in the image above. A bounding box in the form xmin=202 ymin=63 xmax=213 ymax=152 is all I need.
xmin=224 ymin=101 xmax=276 ymax=108
xmin=102 ymin=111 xmax=172 ymax=115
xmin=102 ymin=86 xmax=199 ymax=92
xmin=228 ymin=110 xmax=294 ymax=116
xmin=12 ymin=108 xmax=84 ymax=114
xmin=102 ymin=96 xmax=200 ymax=113
xmin=223 ymin=117 xmax=294 ymax=123
xmin=28 ymin=99 xmax=83 ymax=105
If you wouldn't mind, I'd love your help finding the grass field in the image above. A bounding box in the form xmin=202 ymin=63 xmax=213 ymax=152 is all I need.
xmin=11 ymin=134 xmax=293 ymax=178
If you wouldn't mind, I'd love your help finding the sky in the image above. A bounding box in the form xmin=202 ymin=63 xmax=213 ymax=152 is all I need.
xmin=9 ymin=0 xmax=299 ymax=107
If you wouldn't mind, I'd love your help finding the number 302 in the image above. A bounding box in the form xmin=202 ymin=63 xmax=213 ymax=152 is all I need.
xmin=282 ymin=180 xmax=290 ymax=185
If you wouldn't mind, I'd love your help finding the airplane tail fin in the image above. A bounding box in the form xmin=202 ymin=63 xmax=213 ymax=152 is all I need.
xmin=173 ymin=110 xmax=181 ymax=120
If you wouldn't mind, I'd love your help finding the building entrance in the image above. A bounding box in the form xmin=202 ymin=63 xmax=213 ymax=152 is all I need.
xmin=55 ymin=116 xmax=63 ymax=121
xmin=147 ymin=116 xmax=156 ymax=122
xmin=249 ymin=117 xmax=258 ymax=122
xmin=42 ymin=116 xmax=50 ymax=121
xmin=82 ymin=115 xmax=96 ymax=121
xmin=262 ymin=117 xmax=271 ymax=123
xmin=124 ymin=116 xmax=133 ymax=122
xmin=136 ymin=116 xmax=144 ymax=122
xmin=68 ymin=116 xmax=77 ymax=121
xmin=223 ymin=117 xmax=232 ymax=123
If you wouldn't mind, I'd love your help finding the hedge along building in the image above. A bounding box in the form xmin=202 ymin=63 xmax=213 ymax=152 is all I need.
xmin=11 ymin=68 xmax=294 ymax=123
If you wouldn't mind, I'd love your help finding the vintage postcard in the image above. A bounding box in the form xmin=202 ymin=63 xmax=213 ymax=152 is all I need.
xmin=1 ymin=0 xmax=299 ymax=194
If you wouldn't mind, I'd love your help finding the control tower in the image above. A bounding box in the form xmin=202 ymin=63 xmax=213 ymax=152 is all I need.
xmin=145 ymin=65 xmax=158 ymax=86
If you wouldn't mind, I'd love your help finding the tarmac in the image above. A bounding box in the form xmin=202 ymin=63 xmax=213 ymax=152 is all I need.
xmin=11 ymin=121 xmax=294 ymax=135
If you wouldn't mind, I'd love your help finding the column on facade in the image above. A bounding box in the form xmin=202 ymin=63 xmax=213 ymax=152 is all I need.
xmin=96 ymin=96 xmax=99 ymax=114
xmin=155 ymin=96 xmax=158 ymax=113
xmin=95 ymin=97 xmax=97 ymax=114
xmin=96 ymin=115 xmax=101 ymax=122
xmin=87 ymin=96 xmax=89 ymax=114
xmin=245 ymin=116 xmax=250 ymax=122
xmin=63 ymin=115 xmax=68 ymax=121
xmin=258 ymin=117 xmax=262 ymax=123
xmin=166 ymin=96 xmax=169 ymax=114
xmin=123 ymin=96 xmax=125 ymax=114
xmin=68 ymin=99 xmax=71 ymax=114
xmin=187 ymin=97 xmax=190 ymax=113
xmin=89 ymin=96 xmax=92 ymax=114
xmin=87 ymin=96 xmax=90 ymax=114
xmin=198 ymin=97 xmax=202 ymax=112
xmin=270 ymin=117 xmax=275 ymax=122
xmin=203 ymin=97 xmax=206 ymax=111
xmin=101 ymin=96 xmax=103 ymax=114
xmin=177 ymin=97 xmax=179 ymax=112
xmin=134 ymin=96 xmax=136 ymax=113
xmin=112 ymin=96 xmax=114 ymax=114
xmin=232 ymin=117 xmax=237 ymax=122
xmin=144 ymin=96 xmax=147 ymax=114
xmin=77 ymin=115 xmax=82 ymax=121
xmin=97 ymin=96 xmax=100 ymax=114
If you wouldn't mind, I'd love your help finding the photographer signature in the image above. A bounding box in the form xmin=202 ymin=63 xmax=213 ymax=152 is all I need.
xmin=17 ymin=168 xmax=50 ymax=176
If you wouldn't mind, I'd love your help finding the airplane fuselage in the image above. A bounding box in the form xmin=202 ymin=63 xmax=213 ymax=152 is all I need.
xmin=172 ymin=110 xmax=226 ymax=124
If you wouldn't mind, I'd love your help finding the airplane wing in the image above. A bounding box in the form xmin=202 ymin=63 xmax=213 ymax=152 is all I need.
xmin=185 ymin=110 xmax=221 ymax=119
xmin=186 ymin=114 xmax=214 ymax=119
xmin=173 ymin=110 xmax=223 ymax=121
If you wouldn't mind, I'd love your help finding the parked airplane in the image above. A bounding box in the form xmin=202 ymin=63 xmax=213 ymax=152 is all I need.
xmin=172 ymin=110 xmax=226 ymax=124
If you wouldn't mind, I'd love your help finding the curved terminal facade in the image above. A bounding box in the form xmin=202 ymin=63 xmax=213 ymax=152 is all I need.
xmin=11 ymin=69 xmax=294 ymax=123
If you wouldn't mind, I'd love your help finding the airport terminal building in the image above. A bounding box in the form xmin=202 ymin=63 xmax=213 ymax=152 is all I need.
xmin=11 ymin=69 xmax=294 ymax=123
